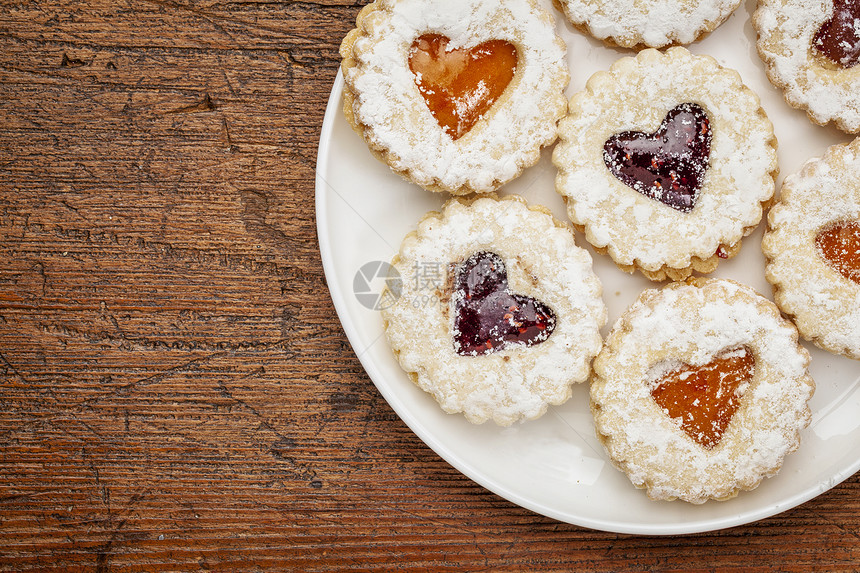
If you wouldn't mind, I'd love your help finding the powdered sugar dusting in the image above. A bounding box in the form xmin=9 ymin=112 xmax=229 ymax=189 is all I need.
xmin=591 ymin=278 xmax=814 ymax=503
xmin=553 ymin=48 xmax=777 ymax=273
xmin=754 ymin=0 xmax=860 ymax=133
xmin=382 ymin=196 xmax=607 ymax=426
xmin=763 ymin=138 xmax=860 ymax=359
xmin=554 ymin=0 xmax=742 ymax=48
xmin=344 ymin=0 xmax=568 ymax=193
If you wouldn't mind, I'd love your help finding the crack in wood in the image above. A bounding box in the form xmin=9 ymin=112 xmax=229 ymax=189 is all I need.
xmin=60 ymin=52 xmax=89 ymax=67
xmin=239 ymin=189 xmax=296 ymax=249
xmin=164 ymin=93 xmax=217 ymax=115
xmin=215 ymin=379 xmax=318 ymax=483
xmin=38 ymin=321 xmax=297 ymax=354
xmin=0 ymin=218 xmax=313 ymax=281
xmin=0 ymin=350 xmax=31 ymax=386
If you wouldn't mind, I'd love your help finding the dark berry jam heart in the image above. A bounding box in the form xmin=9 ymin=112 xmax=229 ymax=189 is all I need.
xmin=453 ymin=251 xmax=556 ymax=356
xmin=603 ymin=102 xmax=711 ymax=213
xmin=813 ymin=0 xmax=860 ymax=68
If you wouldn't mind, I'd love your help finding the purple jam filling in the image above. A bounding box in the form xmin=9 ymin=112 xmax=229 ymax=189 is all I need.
xmin=603 ymin=102 xmax=711 ymax=213
xmin=453 ymin=251 xmax=556 ymax=356
xmin=813 ymin=0 xmax=860 ymax=68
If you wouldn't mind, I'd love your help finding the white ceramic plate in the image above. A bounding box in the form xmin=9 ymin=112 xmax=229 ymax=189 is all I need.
xmin=315 ymin=1 xmax=860 ymax=534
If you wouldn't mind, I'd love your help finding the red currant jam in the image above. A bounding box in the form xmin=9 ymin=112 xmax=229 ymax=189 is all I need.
xmin=603 ymin=102 xmax=711 ymax=213
xmin=452 ymin=251 xmax=556 ymax=356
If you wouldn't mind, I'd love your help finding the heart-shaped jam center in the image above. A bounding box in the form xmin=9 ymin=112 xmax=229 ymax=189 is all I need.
xmin=452 ymin=251 xmax=555 ymax=356
xmin=603 ymin=103 xmax=712 ymax=213
xmin=408 ymin=34 xmax=518 ymax=140
xmin=816 ymin=220 xmax=860 ymax=284
xmin=813 ymin=0 xmax=860 ymax=68
xmin=650 ymin=346 xmax=754 ymax=450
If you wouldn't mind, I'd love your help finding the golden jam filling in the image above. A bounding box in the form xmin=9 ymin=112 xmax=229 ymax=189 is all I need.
xmin=650 ymin=346 xmax=755 ymax=449
xmin=409 ymin=34 xmax=517 ymax=140
xmin=816 ymin=220 xmax=860 ymax=285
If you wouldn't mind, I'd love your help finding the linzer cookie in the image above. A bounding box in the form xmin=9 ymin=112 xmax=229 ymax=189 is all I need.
xmin=553 ymin=48 xmax=778 ymax=281
xmin=381 ymin=196 xmax=606 ymax=426
xmin=591 ymin=278 xmax=815 ymax=503
xmin=754 ymin=0 xmax=860 ymax=133
xmin=552 ymin=0 xmax=742 ymax=48
xmin=339 ymin=0 xmax=569 ymax=195
xmin=762 ymin=137 xmax=860 ymax=360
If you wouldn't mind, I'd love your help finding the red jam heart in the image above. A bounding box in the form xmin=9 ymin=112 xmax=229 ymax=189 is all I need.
xmin=603 ymin=103 xmax=712 ymax=213
xmin=816 ymin=220 xmax=860 ymax=284
xmin=650 ymin=346 xmax=754 ymax=450
xmin=813 ymin=0 xmax=860 ymax=68
xmin=453 ymin=251 xmax=555 ymax=356
xmin=408 ymin=34 xmax=518 ymax=140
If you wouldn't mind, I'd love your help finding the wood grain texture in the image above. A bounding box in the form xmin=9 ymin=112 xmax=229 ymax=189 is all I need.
xmin=0 ymin=1 xmax=858 ymax=571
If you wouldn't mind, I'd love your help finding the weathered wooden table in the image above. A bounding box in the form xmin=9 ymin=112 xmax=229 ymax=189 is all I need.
xmin=1 ymin=1 xmax=858 ymax=570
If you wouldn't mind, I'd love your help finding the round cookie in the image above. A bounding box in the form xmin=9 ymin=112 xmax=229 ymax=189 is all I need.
xmin=553 ymin=47 xmax=778 ymax=281
xmin=381 ymin=195 xmax=607 ymax=426
xmin=339 ymin=0 xmax=569 ymax=195
xmin=591 ymin=278 xmax=815 ymax=504
xmin=552 ymin=0 xmax=742 ymax=49
xmin=762 ymin=137 xmax=860 ymax=360
xmin=754 ymin=0 xmax=860 ymax=133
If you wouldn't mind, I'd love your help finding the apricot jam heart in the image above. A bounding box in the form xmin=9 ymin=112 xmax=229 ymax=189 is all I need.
xmin=650 ymin=346 xmax=755 ymax=450
xmin=816 ymin=220 xmax=860 ymax=284
xmin=813 ymin=0 xmax=860 ymax=68
xmin=453 ymin=251 xmax=555 ymax=356
xmin=604 ymin=103 xmax=711 ymax=213
xmin=408 ymin=34 xmax=518 ymax=140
